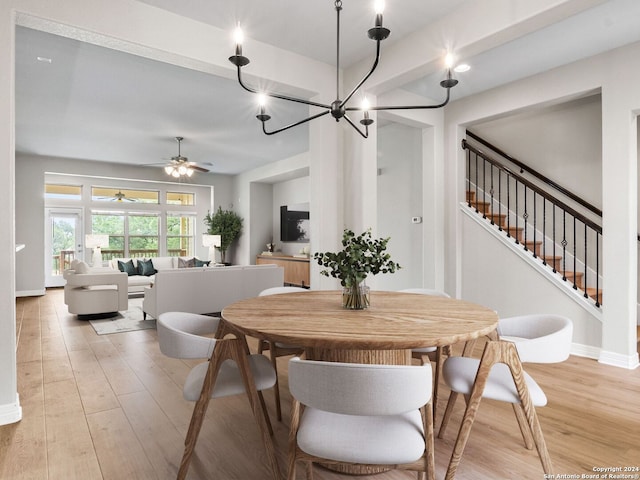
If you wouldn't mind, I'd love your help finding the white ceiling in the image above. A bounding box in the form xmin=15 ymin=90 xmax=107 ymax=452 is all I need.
xmin=14 ymin=0 xmax=640 ymax=176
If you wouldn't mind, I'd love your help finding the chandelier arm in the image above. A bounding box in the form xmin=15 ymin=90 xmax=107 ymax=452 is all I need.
xmin=261 ymin=110 xmax=331 ymax=136
xmin=352 ymin=88 xmax=452 ymax=112
xmin=236 ymin=66 xmax=331 ymax=110
xmin=340 ymin=40 xmax=382 ymax=109
xmin=343 ymin=114 xmax=369 ymax=139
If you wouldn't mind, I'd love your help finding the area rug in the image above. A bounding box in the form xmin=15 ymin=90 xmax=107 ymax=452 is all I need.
xmin=89 ymin=298 xmax=156 ymax=335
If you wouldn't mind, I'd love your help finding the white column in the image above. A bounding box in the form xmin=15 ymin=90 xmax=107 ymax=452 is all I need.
xmin=599 ymin=79 xmax=639 ymax=368
xmin=0 ymin=6 xmax=21 ymax=425
xmin=309 ymin=97 xmax=344 ymax=290
xmin=343 ymin=96 xmax=378 ymax=234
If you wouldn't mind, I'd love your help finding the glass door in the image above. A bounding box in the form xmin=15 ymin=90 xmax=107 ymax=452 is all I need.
xmin=45 ymin=208 xmax=83 ymax=287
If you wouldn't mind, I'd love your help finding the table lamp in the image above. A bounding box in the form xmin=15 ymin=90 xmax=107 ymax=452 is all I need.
xmin=202 ymin=234 xmax=221 ymax=263
xmin=85 ymin=234 xmax=109 ymax=267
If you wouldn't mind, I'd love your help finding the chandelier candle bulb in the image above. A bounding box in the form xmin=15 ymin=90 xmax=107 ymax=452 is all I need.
xmin=445 ymin=52 xmax=454 ymax=69
xmin=256 ymin=94 xmax=271 ymax=122
xmin=360 ymin=98 xmax=373 ymax=126
xmin=233 ymin=24 xmax=243 ymax=56
xmin=374 ymin=0 xmax=385 ymax=26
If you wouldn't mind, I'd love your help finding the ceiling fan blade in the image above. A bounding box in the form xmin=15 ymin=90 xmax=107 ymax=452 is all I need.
xmin=190 ymin=165 xmax=210 ymax=173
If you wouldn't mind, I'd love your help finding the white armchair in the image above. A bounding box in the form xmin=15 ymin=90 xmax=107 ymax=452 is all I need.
xmin=63 ymin=261 xmax=128 ymax=318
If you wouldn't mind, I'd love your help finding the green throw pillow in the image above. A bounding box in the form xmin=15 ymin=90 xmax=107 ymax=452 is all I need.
xmin=194 ymin=258 xmax=211 ymax=267
xmin=117 ymin=259 xmax=137 ymax=276
xmin=137 ymin=258 xmax=157 ymax=276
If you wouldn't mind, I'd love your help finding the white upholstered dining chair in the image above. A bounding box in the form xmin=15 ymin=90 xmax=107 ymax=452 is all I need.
xmin=399 ymin=287 xmax=451 ymax=419
xmin=287 ymin=357 xmax=435 ymax=480
xmin=257 ymin=286 xmax=309 ymax=421
xmin=157 ymin=311 xmax=280 ymax=480
xmin=438 ymin=313 xmax=573 ymax=480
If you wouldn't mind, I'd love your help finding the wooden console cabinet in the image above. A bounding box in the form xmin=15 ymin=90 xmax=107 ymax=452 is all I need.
xmin=256 ymin=254 xmax=310 ymax=288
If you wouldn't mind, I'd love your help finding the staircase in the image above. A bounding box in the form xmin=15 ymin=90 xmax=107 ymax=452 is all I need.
xmin=463 ymin=134 xmax=604 ymax=309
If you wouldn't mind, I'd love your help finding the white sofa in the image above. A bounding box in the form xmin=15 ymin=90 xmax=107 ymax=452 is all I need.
xmin=142 ymin=264 xmax=284 ymax=320
xmin=108 ymin=256 xmax=212 ymax=294
xmin=63 ymin=261 xmax=128 ymax=318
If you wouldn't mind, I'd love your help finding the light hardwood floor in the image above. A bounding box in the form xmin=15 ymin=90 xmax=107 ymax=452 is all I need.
xmin=2 ymin=289 xmax=639 ymax=480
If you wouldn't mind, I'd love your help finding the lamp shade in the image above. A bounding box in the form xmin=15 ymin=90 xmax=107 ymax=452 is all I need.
xmin=202 ymin=234 xmax=221 ymax=248
xmin=85 ymin=234 xmax=109 ymax=248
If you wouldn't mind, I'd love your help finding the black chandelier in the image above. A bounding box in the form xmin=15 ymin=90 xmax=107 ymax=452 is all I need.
xmin=228 ymin=0 xmax=460 ymax=139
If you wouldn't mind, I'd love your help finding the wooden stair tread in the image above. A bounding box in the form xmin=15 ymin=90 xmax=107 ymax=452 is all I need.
xmin=561 ymin=271 xmax=584 ymax=278
xmin=505 ymin=226 xmax=523 ymax=234
xmin=560 ymin=270 xmax=584 ymax=289
xmin=585 ymin=287 xmax=603 ymax=303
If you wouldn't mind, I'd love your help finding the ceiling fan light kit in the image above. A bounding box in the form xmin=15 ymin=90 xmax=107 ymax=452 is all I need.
xmin=163 ymin=136 xmax=207 ymax=178
xmin=228 ymin=0 xmax=462 ymax=138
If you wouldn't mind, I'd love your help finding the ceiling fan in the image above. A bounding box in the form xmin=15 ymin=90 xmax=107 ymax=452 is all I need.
xmin=113 ymin=190 xmax=135 ymax=202
xmin=95 ymin=190 xmax=137 ymax=202
xmin=163 ymin=136 xmax=210 ymax=177
xmin=110 ymin=190 xmax=136 ymax=202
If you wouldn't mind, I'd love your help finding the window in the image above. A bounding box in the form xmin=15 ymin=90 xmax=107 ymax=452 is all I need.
xmin=45 ymin=184 xmax=82 ymax=200
xmin=167 ymin=192 xmax=195 ymax=205
xmin=128 ymin=214 xmax=160 ymax=257
xmin=92 ymin=187 xmax=159 ymax=204
xmin=90 ymin=211 xmax=160 ymax=259
xmin=91 ymin=212 xmax=125 ymax=260
xmin=166 ymin=213 xmax=195 ymax=257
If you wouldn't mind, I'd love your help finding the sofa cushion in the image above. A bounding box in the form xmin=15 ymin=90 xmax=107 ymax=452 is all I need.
xmin=178 ymin=257 xmax=196 ymax=268
xmin=137 ymin=258 xmax=157 ymax=276
xmin=118 ymin=259 xmax=138 ymax=276
xmin=151 ymin=257 xmax=174 ymax=271
xmin=128 ymin=275 xmax=154 ymax=287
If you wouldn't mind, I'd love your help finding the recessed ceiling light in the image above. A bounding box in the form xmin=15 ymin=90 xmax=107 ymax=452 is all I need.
xmin=454 ymin=64 xmax=470 ymax=73
xmin=36 ymin=56 xmax=52 ymax=63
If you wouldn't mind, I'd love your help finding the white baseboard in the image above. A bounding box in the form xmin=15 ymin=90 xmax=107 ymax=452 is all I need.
xmin=570 ymin=343 xmax=600 ymax=360
xmin=0 ymin=394 xmax=22 ymax=426
xmin=16 ymin=289 xmax=46 ymax=297
xmin=598 ymin=350 xmax=640 ymax=369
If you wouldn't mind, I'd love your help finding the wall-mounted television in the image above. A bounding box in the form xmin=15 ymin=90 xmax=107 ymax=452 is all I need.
xmin=280 ymin=204 xmax=310 ymax=242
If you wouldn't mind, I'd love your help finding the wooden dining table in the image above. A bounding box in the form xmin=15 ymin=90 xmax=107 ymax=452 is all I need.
xmin=221 ymin=289 xmax=499 ymax=476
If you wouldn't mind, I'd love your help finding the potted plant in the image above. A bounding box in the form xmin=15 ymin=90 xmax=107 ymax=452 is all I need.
xmin=203 ymin=207 xmax=243 ymax=264
xmin=314 ymin=229 xmax=401 ymax=309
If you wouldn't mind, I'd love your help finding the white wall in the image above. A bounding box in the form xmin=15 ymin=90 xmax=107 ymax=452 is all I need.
xmin=470 ymin=95 xmax=603 ymax=208
xmin=376 ymin=122 xmax=423 ymax=290
xmin=249 ymin=182 xmax=273 ymax=264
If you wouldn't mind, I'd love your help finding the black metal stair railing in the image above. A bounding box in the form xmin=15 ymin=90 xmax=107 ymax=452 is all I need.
xmin=463 ymin=138 xmax=602 ymax=307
